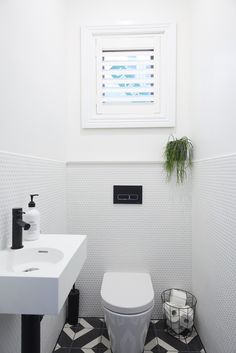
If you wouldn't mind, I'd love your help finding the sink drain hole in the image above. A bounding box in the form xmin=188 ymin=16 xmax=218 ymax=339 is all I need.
xmin=23 ymin=267 xmax=40 ymax=272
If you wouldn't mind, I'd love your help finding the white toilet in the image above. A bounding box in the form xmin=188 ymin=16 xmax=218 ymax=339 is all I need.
xmin=101 ymin=272 xmax=154 ymax=353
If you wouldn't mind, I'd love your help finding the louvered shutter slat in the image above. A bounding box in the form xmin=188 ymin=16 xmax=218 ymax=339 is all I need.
xmin=102 ymin=78 xmax=155 ymax=84
xmin=102 ymin=87 xmax=154 ymax=93
xmin=101 ymin=96 xmax=155 ymax=103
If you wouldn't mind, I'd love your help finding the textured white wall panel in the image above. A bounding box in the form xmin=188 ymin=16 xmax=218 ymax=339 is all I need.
xmin=192 ymin=154 xmax=236 ymax=353
xmin=0 ymin=151 xmax=67 ymax=353
xmin=67 ymin=163 xmax=192 ymax=318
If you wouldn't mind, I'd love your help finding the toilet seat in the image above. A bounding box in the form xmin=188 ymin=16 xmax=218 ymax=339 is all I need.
xmin=101 ymin=272 xmax=154 ymax=315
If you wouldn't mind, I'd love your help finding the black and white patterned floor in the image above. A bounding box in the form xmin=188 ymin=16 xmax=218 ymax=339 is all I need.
xmin=53 ymin=318 xmax=206 ymax=353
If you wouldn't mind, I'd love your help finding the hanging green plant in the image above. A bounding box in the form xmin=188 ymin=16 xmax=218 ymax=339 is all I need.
xmin=164 ymin=136 xmax=193 ymax=183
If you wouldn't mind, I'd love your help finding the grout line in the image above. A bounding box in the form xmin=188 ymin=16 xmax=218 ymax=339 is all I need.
xmin=193 ymin=325 xmax=208 ymax=353
xmin=1 ymin=150 xmax=235 ymax=166
xmin=0 ymin=149 xmax=65 ymax=164
xmin=66 ymin=160 xmax=164 ymax=165
xmin=2 ymin=149 xmax=235 ymax=170
xmin=67 ymin=153 xmax=236 ymax=166
xmin=194 ymin=152 xmax=236 ymax=163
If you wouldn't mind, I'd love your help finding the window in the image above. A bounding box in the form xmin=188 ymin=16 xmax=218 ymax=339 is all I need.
xmin=96 ymin=37 xmax=160 ymax=115
xmin=81 ymin=24 xmax=176 ymax=128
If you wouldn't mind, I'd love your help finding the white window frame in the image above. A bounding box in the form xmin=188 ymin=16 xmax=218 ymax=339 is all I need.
xmin=81 ymin=24 xmax=176 ymax=128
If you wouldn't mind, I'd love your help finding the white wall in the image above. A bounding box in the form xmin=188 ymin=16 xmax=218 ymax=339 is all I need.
xmin=0 ymin=0 xmax=66 ymax=161
xmin=191 ymin=0 xmax=236 ymax=160
xmin=67 ymin=162 xmax=192 ymax=318
xmin=66 ymin=0 xmax=192 ymax=161
xmin=0 ymin=2 xmax=68 ymax=352
xmin=191 ymin=1 xmax=236 ymax=352
xmin=65 ymin=0 xmax=193 ymax=323
xmin=0 ymin=151 xmax=67 ymax=353
xmin=192 ymin=156 xmax=236 ymax=353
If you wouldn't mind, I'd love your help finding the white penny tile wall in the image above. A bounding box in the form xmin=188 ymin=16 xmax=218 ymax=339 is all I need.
xmin=0 ymin=151 xmax=67 ymax=353
xmin=67 ymin=162 xmax=192 ymax=318
xmin=192 ymin=154 xmax=236 ymax=353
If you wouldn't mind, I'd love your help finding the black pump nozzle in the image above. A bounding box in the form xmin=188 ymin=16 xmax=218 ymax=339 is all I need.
xmin=28 ymin=194 xmax=39 ymax=207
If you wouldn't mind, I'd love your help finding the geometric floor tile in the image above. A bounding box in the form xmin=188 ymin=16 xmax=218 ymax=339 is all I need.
xmin=53 ymin=318 xmax=206 ymax=353
xmin=152 ymin=319 xmax=166 ymax=331
xmin=54 ymin=347 xmax=70 ymax=352
xmin=77 ymin=318 xmax=105 ymax=330
xmin=100 ymin=330 xmax=111 ymax=350
xmin=63 ymin=347 xmax=99 ymax=352
xmin=72 ymin=329 xmax=102 ymax=349
xmin=56 ymin=327 xmax=75 ymax=348
xmin=155 ymin=329 xmax=188 ymax=352
xmin=144 ymin=324 xmax=159 ymax=351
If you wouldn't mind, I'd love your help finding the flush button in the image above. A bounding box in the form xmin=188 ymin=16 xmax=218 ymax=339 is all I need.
xmin=113 ymin=185 xmax=142 ymax=204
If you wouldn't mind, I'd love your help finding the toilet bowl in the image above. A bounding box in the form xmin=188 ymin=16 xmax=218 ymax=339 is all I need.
xmin=101 ymin=272 xmax=154 ymax=353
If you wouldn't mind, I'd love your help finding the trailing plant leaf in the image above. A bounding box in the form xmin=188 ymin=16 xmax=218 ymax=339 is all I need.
xmin=164 ymin=136 xmax=193 ymax=183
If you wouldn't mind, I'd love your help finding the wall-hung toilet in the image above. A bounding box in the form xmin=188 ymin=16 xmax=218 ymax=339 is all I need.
xmin=101 ymin=272 xmax=154 ymax=353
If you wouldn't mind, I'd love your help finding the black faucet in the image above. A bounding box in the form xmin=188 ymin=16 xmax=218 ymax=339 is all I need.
xmin=12 ymin=208 xmax=31 ymax=249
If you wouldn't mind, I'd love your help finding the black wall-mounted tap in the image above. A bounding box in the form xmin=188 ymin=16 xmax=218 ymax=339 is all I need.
xmin=12 ymin=208 xmax=31 ymax=250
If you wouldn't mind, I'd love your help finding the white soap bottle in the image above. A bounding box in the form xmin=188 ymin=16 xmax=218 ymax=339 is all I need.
xmin=24 ymin=194 xmax=40 ymax=241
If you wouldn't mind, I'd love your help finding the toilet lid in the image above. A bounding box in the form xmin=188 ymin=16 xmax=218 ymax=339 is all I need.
xmin=101 ymin=272 xmax=154 ymax=314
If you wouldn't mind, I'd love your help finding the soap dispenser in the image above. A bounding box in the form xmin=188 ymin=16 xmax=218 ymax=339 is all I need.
xmin=24 ymin=194 xmax=40 ymax=241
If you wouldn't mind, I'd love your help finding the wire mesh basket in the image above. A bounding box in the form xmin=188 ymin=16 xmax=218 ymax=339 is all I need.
xmin=161 ymin=289 xmax=197 ymax=338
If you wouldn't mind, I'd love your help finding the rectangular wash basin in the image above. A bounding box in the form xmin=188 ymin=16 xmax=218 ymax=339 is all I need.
xmin=0 ymin=234 xmax=87 ymax=315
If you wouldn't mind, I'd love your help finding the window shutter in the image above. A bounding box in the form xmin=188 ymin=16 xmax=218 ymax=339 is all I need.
xmin=101 ymin=49 xmax=155 ymax=103
xmin=81 ymin=24 xmax=176 ymax=128
xmin=96 ymin=37 xmax=160 ymax=115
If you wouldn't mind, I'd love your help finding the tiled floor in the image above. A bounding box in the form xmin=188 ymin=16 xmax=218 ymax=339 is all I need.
xmin=53 ymin=318 xmax=206 ymax=353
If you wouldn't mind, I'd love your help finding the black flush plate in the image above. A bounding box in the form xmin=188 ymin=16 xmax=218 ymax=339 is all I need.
xmin=113 ymin=185 xmax=142 ymax=204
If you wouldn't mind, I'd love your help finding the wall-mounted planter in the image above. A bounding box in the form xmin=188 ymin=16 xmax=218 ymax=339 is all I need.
xmin=164 ymin=136 xmax=193 ymax=184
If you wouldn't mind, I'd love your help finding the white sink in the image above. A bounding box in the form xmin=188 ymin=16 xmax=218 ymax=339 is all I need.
xmin=0 ymin=234 xmax=87 ymax=315
xmin=9 ymin=247 xmax=64 ymax=273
